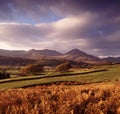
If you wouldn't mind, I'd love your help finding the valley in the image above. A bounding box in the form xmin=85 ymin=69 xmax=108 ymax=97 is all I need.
xmin=0 ymin=48 xmax=120 ymax=114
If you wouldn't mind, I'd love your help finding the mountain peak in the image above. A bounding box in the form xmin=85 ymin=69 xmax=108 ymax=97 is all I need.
xmin=40 ymin=49 xmax=62 ymax=56
xmin=66 ymin=49 xmax=86 ymax=55
xmin=0 ymin=48 xmax=102 ymax=62
xmin=28 ymin=49 xmax=62 ymax=56
xmin=70 ymin=48 xmax=80 ymax=52
xmin=28 ymin=49 xmax=36 ymax=52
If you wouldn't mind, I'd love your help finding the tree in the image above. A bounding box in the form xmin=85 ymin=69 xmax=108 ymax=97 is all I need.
xmin=55 ymin=62 xmax=72 ymax=72
xmin=0 ymin=72 xmax=10 ymax=79
xmin=21 ymin=63 xmax=43 ymax=75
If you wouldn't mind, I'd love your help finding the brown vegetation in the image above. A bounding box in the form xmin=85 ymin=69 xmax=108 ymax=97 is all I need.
xmin=20 ymin=63 xmax=43 ymax=75
xmin=55 ymin=62 xmax=72 ymax=72
xmin=0 ymin=83 xmax=120 ymax=114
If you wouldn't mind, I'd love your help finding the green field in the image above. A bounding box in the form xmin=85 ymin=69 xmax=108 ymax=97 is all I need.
xmin=0 ymin=64 xmax=120 ymax=89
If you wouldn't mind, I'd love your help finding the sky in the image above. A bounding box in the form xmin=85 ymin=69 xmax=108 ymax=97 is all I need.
xmin=0 ymin=0 xmax=120 ymax=57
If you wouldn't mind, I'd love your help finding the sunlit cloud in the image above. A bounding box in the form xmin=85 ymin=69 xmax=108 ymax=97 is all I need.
xmin=0 ymin=0 xmax=120 ymax=56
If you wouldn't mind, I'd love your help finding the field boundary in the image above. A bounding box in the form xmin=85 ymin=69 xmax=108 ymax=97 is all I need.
xmin=0 ymin=69 xmax=107 ymax=84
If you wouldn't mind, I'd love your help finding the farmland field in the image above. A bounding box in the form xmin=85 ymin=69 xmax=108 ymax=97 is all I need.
xmin=0 ymin=64 xmax=120 ymax=89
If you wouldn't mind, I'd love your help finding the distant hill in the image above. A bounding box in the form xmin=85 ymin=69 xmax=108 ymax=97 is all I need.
xmin=65 ymin=49 xmax=87 ymax=56
xmin=25 ymin=49 xmax=62 ymax=59
xmin=0 ymin=49 xmax=62 ymax=59
xmin=0 ymin=48 xmax=119 ymax=65
xmin=0 ymin=49 xmax=26 ymax=58
xmin=102 ymin=57 xmax=120 ymax=63
xmin=0 ymin=55 xmax=35 ymax=66
xmin=60 ymin=49 xmax=101 ymax=63
xmin=0 ymin=48 xmax=100 ymax=62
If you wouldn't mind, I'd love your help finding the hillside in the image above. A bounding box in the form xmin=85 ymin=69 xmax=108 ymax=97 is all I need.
xmin=0 ymin=55 xmax=35 ymax=66
xmin=60 ymin=49 xmax=101 ymax=62
xmin=0 ymin=48 xmax=119 ymax=64
xmin=25 ymin=49 xmax=63 ymax=59
xmin=0 ymin=49 xmax=100 ymax=62
xmin=103 ymin=57 xmax=120 ymax=63
xmin=0 ymin=49 xmax=26 ymax=57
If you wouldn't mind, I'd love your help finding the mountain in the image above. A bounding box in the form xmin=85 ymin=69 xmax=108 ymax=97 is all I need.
xmin=65 ymin=49 xmax=87 ymax=56
xmin=0 ymin=48 xmax=119 ymax=64
xmin=102 ymin=57 xmax=120 ymax=63
xmin=60 ymin=49 xmax=101 ymax=62
xmin=0 ymin=55 xmax=35 ymax=66
xmin=0 ymin=49 xmax=62 ymax=59
xmin=0 ymin=48 xmax=103 ymax=66
xmin=28 ymin=49 xmax=62 ymax=56
xmin=35 ymin=49 xmax=62 ymax=56
xmin=0 ymin=49 xmax=26 ymax=57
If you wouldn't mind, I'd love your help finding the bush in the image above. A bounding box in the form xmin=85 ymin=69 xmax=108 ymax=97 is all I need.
xmin=0 ymin=72 xmax=10 ymax=79
xmin=55 ymin=62 xmax=72 ymax=72
xmin=20 ymin=63 xmax=43 ymax=75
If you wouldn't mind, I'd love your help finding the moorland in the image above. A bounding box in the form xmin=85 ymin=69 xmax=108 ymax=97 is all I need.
xmin=0 ymin=48 xmax=120 ymax=114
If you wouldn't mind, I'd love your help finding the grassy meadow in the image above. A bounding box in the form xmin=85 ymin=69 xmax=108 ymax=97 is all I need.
xmin=0 ymin=64 xmax=120 ymax=89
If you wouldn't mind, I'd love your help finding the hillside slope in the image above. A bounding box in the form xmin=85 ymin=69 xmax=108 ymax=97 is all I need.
xmin=0 ymin=48 xmax=119 ymax=64
xmin=0 ymin=55 xmax=35 ymax=66
xmin=60 ymin=49 xmax=101 ymax=62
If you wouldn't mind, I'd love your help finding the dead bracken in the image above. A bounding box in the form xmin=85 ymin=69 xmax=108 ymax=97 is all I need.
xmin=0 ymin=83 xmax=120 ymax=114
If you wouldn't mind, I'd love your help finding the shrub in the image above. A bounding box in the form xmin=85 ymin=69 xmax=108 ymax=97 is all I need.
xmin=55 ymin=62 xmax=72 ymax=72
xmin=0 ymin=72 xmax=10 ymax=79
xmin=20 ymin=63 xmax=43 ymax=75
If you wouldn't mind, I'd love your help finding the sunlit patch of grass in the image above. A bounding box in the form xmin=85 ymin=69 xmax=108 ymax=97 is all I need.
xmin=0 ymin=64 xmax=120 ymax=89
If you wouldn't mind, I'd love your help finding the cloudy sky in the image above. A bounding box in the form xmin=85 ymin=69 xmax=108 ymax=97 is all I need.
xmin=0 ymin=0 xmax=120 ymax=57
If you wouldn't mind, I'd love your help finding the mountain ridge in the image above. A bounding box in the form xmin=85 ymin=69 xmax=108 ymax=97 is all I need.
xmin=0 ymin=48 xmax=119 ymax=64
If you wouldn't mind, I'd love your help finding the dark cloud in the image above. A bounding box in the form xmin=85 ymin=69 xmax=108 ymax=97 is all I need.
xmin=0 ymin=0 xmax=120 ymax=56
xmin=0 ymin=0 xmax=120 ymax=21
